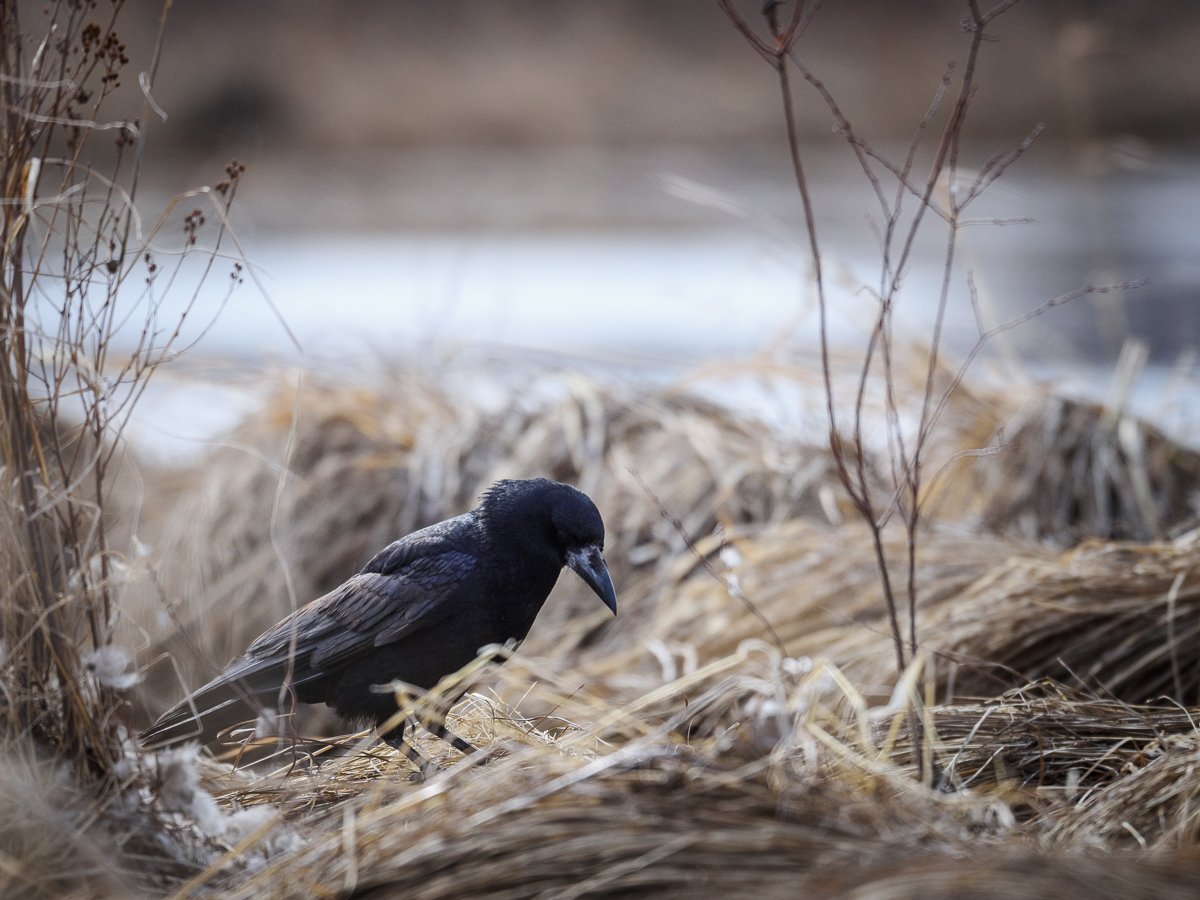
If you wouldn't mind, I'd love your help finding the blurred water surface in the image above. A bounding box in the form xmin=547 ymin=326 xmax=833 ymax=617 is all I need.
xmin=118 ymin=141 xmax=1200 ymax=463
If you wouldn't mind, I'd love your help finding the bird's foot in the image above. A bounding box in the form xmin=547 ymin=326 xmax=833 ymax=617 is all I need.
xmin=381 ymin=722 xmax=436 ymax=779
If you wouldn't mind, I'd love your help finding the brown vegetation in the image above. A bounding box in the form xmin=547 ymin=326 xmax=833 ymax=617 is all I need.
xmin=4 ymin=2 xmax=1200 ymax=897
xmin=107 ymin=368 xmax=1199 ymax=897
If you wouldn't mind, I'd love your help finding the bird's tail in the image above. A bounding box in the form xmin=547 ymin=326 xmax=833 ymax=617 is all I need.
xmin=141 ymin=670 xmax=294 ymax=750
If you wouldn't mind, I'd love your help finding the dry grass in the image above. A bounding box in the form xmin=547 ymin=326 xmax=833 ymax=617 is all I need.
xmin=166 ymin=639 xmax=1200 ymax=897
xmin=918 ymin=531 xmax=1200 ymax=703
xmin=101 ymin=369 xmax=1200 ymax=895
xmin=176 ymin=649 xmax=1019 ymax=899
xmin=977 ymin=395 xmax=1200 ymax=544
xmin=5 ymin=363 xmax=1200 ymax=896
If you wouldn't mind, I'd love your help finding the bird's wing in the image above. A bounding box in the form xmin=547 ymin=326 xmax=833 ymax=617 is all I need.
xmin=142 ymin=545 xmax=478 ymax=747
xmin=240 ymin=547 xmax=479 ymax=681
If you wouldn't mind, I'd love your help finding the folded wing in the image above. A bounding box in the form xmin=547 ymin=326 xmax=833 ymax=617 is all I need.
xmin=142 ymin=546 xmax=478 ymax=748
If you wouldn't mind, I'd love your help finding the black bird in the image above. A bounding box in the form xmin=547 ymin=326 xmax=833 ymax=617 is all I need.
xmin=142 ymin=478 xmax=617 ymax=760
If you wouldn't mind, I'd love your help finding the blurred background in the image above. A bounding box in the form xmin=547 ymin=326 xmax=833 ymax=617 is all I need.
xmin=93 ymin=0 xmax=1199 ymax=456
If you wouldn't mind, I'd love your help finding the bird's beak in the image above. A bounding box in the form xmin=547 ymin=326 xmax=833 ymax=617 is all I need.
xmin=567 ymin=544 xmax=617 ymax=615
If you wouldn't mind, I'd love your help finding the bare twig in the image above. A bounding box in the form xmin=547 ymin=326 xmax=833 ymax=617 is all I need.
xmin=627 ymin=467 xmax=787 ymax=659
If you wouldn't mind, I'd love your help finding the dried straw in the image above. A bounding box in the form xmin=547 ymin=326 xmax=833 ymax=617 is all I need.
xmin=185 ymin=651 xmax=1018 ymax=899
xmin=1047 ymin=730 xmax=1200 ymax=849
xmin=975 ymin=394 xmax=1200 ymax=544
xmin=93 ymin=364 xmax=1200 ymax=896
xmin=917 ymin=529 xmax=1200 ymax=703
xmin=892 ymin=684 xmax=1199 ymax=793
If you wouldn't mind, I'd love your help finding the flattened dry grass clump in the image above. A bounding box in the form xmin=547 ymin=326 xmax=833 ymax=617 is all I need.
xmin=916 ymin=529 xmax=1200 ymax=703
xmin=976 ymin=394 xmax=1200 ymax=544
xmin=1047 ymin=731 xmax=1200 ymax=849
xmin=176 ymin=647 xmax=1200 ymax=897
xmin=184 ymin=651 xmax=1021 ymax=899
xmin=218 ymin=755 xmax=997 ymax=900
xmin=101 ymin=364 xmax=1200 ymax=896
xmin=597 ymin=520 xmax=1026 ymax=695
xmin=889 ymin=684 xmax=1199 ymax=795
xmin=637 ymin=517 xmax=1200 ymax=707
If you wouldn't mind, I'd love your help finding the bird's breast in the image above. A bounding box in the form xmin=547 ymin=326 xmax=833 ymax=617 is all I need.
xmin=481 ymin=564 xmax=561 ymax=640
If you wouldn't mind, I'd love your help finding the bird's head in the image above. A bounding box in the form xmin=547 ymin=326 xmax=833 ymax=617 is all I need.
xmin=482 ymin=478 xmax=617 ymax=615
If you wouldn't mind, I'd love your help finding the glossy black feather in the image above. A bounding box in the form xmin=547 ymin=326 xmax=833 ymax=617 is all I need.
xmin=142 ymin=478 xmax=615 ymax=748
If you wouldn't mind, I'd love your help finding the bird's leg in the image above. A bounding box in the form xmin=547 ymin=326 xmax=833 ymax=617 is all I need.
xmin=421 ymin=711 xmax=508 ymax=767
xmin=380 ymin=716 xmax=436 ymax=781
xmin=424 ymin=717 xmax=477 ymax=756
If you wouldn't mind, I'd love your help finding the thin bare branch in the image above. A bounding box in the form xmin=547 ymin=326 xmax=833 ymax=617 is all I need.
xmin=629 ymin=467 xmax=788 ymax=659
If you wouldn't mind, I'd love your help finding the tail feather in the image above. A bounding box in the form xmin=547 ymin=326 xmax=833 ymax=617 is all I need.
xmin=141 ymin=660 xmax=301 ymax=749
xmin=142 ymin=685 xmax=268 ymax=749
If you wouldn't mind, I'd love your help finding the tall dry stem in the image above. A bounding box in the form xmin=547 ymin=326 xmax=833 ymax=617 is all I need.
xmin=717 ymin=0 xmax=1133 ymax=679
xmin=1 ymin=0 xmax=243 ymax=776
